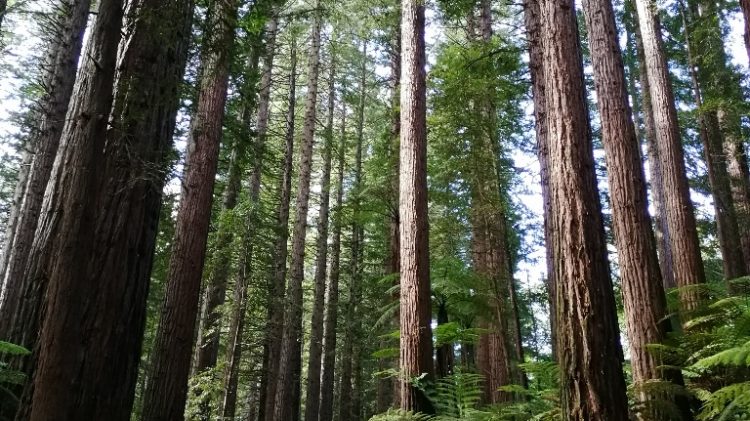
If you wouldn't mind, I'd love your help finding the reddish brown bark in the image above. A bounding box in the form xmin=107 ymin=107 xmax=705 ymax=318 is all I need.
xmin=541 ymin=0 xmax=629 ymax=417
xmin=398 ymin=0 xmax=434 ymax=413
xmin=635 ymin=0 xmax=706 ymax=309
xmin=141 ymin=1 xmax=239 ymax=419
xmin=580 ymin=0 xmax=685 ymax=413
xmin=0 ymin=0 xmax=91 ymax=346
xmin=272 ymin=5 xmax=322 ymax=418
xmin=523 ymin=0 xmax=556 ymax=360
xmin=15 ymin=0 xmax=193 ymax=418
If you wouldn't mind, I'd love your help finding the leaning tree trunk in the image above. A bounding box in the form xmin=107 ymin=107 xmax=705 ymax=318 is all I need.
xmin=635 ymin=0 xmax=706 ymax=310
xmin=580 ymin=0 xmax=689 ymax=416
xmin=259 ymin=36 xmax=297 ymax=421
xmin=541 ymin=0 xmax=630 ymax=418
xmin=16 ymin=0 xmax=193 ymax=418
xmin=222 ymin=16 xmax=279 ymax=420
xmin=141 ymin=1 xmax=239 ymax=419
xmin=318 ymin=99 xmax=346 ymax=421
xmin=398 ymin=0 xmax=434 ymax=413
xmin=272 ymin=5 xmax=322 ymax=418
xmin=303 ymin=51 xmax=336 ymax=421
xmin=0 ymin=0 xmax=91 ymax=344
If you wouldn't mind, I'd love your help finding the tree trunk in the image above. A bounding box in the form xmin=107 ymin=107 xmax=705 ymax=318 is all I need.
xmin=222 ymin=17 xmax=279 ymax=420
xmin=303 ymin=51 xmax=336 ymax=421
xmin=469 ymin=0 xmax=516 ymax=402
xmin=523 ymin=0 xmax=557 ymax=361
xmin=681 ymin=5 xmax=747 ymax=283
xmin=541 ymin=0 xmax=630 ymax=417
xmin=259 ymin=36 xmax=297 ymax=421
xmin=272 ymin=4 xmax=322 ymax=418
xmin=0 ymin=0 xmax=91 ymax=344
xmin=15 ymin=0 xmax=193 ymax=418
xmin=626 ymin=6 xmax=676 ymax=290
xmin=580 ymin=0 xmax=689 ymax=415
xmin=635 ymin=0 xmax=706 ymax=310
xmin=141 ymin=1 xmax=239 ymax=419
xmin=318 ymin=99 xmax=346 ymax=421
xmin=398 ymin=0 xmax=434 ymax=413
xmin=742 ymin=0 xmax=750 ymax=65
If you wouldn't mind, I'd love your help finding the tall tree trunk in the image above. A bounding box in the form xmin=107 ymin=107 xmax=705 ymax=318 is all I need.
xmin=193 ymin=45 xmax=263 ymax=382
xmin=580 ymin=0 xmax=689 ymax=415
xmin=635 ymin=0 xmax=706 ymax=310
xmin=541 ymin=0 xmax=630 ymax=417
xmin=141 ymin=1 xmax=239 ymax=419
xmin=259 ymin=36 xmax=297 ymax=421
xmin=470 ymin=0 xmax=516 ymax=402
xmin=15 ymin=0 xmax=193 ymax=418
xmin=523 ymin=0 xmax=556 ymax=361
xmin=304 ymin=51 xmax=336 ymax=421
xmin=626 ymin=5 xmax=676 ymax=290
xmin=681 ymin=5 xmax=747 ymax=282
xmin=398 ymin=0 xmax=434 ymax=413
xmin=318 ymin=99 xmax=346 ymax=421
xmin=742 ymin=0 xmax=750 ymax=65
xmin=272 ymin=4 xmax=322 ymax=418
xmin=0 ymin=0 xmax=91 ymax=342
xmin=222 ymin=17 xmax=279 ymax=420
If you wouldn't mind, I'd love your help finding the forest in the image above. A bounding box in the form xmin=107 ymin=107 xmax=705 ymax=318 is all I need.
xmin=0 ymin=0 xmax=749 ymax=419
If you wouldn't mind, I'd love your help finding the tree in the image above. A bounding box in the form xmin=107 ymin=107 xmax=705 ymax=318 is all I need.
xmin=635 ymin=0 xmax=706 ymax=309
xmin=221 ymin=16 xmax=279 ymax=419
xmin=580 ymin=0 xmax=690 ymax=414
xmin=398 ymin=0 xmax=434 ymax=413
xmin=541 ymin=0 xmax=629 ymax=417
xmin=0 ymin=0 xmax=91 ymax=347
xmin=303 ymin=47 xmax=336 ymax=421
xmin=272 ymin=4 xmax=323 ymax=418
xmin=141 ymin=0 xmax=240 ymax=418
xmin=11 ymin=0 xmax=193 ymax=418
xmin=259 ymin=33 xmax=297 ymax=421
xmin=318 ymin=84 xmax=346 ymax=421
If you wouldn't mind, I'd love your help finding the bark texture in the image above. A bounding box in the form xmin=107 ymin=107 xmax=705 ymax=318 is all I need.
xmin=635 ymin=0 xmax=706 ymax=309
xmin=523 ymin=0 xmax=556 ymax=359
xmin=17 ymin=0 xmax=193 ymax=418
xmin=0 ymin=0 xmax=91 ymax=346
xmin=141 ymin=1 xmax=238 ymax=419
xmin=580 ymin=0 xmax=685 ymax=413
xmin=541 ymin=0 xmax=630 ymax=417
xmin=272 ymin=7 xmax=322 ymax=417
xmin=398 ymin=0 xmax=434 ymax=413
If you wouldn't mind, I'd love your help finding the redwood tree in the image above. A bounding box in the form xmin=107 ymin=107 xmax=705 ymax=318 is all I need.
xmin=541 ymin=0 xmax=629 ymax=417
xmin=398 ymin=0 xmax=434 ymax=413
xmin=141 ymin=1 xmax=240 ymax=418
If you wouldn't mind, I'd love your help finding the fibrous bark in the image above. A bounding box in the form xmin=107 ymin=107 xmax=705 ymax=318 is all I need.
xmin=635 ymin=0 xmax=706 ymax=309
xmin=398 ymin=0 xmax=434 ymax=413
xmin=580 ymin=0 xmax=688 ymax=415
xmin=541 ymin=0 xmax=630 ymax=417
xmin=141 ymin=1 xmax=239 ymax=418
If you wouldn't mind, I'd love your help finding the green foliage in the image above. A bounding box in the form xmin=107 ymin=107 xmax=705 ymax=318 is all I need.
xmin=0 ymin=341 xmax=30 ymax=405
